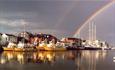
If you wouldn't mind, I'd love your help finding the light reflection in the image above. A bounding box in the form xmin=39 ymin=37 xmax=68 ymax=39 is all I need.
xmin=16 ymin=53 xmax=24 ymax=64
xmin=75 ymin=50 xmax=107 ymax=70
xmin=7 ymin=52 xmax=13 ymax=60
xmin=0 ymin=59 xmax=6 ymax=64
xmin=0 ymin=50 xmax=108 ymax=70
xmin=113 ymin=57 xmax=115 ymax=63
xmin=113 ymin=60 xmax=115 ymax=63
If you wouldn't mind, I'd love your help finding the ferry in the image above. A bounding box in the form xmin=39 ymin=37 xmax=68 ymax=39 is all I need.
xmin=3 ymin=42 xmax=37 ymax=52
xmin=82 ymin=40 xmax=111 ymax=50
xmin=36 ymin=41 xmax=66 ymax=51
xmin=3 ymin=42 xmax=16 ymax=51
xmin=3 ymin=47 xmax=15 ymax=51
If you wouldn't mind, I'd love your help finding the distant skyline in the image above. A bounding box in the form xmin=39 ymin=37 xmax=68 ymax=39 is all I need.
xmin=0 ymin=0 xmax=112 ymax=38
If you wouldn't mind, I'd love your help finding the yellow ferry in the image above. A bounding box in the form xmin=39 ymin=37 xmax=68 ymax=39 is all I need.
xmin=37 ymin=42 xmax=66 ymax=51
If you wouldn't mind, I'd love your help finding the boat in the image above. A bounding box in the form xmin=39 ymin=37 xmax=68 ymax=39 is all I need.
xmin=36 ymin=41 xmax=47 ymax=51
xmin=83 ymin=44 xmax=102 ymax=50
xmin=37 ymin=41 xmax=66 ymax=51
xmin=3 ymin=42 xmax=37 ymax=52
xmin=15 ymin=42 xmax=37 ymax=52
xmin=3 ymin=42 xmax=16 ymax=51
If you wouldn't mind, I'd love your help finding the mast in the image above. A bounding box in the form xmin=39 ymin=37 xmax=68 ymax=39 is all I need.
xmin=94 ymin=22 xmax=96 ymax=40
xmin=89 ymin=22 xmax=92 ymax=41
xmin=92 ymin=22 xmax=93 ymax=41
xmin=22 ymin=20 xmax=26 ymax=43
xmin=22 ymin=20 xmax=26 ymax=33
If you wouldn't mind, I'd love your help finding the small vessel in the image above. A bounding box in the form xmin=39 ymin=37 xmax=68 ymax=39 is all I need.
xmin=3 ymin=42 xmax=16 ymax=51
xmin=37 ymin=41 xmax=47 ymax=51
xmin=43 ymin=41 xmax=55 ymax=51
xmin=37 ymin=41 xmax=66 ymax=51
xmin=3 ymin=42 xmax=36 ymax=52
xmin=15 ymin=42 xmax=36 ymax=52
xmin=83 ymin=43 xmax=102 ymax=50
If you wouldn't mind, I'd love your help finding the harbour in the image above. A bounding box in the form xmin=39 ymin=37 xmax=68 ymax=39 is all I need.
xmin=0 ymin=0 xmax=115 ymax=70
xmin=0 ymin=31 xmax=112 ymax=52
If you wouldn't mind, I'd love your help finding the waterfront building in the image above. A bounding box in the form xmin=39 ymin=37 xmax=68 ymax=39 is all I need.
xmin=31 ymin=33 xmax=59 ymax=45
xmin=0 ymin=34 xmax=9 ymax=46
xmin=61 ymin=37 xmax=82 ymax=47
xmin=0 ymin=33 xmax=18 ymax=46
xmin=7 ymin=34 xmax=18 ymax=43
xmin=18 ymin=31 xmax=33 ymax=41
xmin=17 ymin=37 xmax=28 ymax=43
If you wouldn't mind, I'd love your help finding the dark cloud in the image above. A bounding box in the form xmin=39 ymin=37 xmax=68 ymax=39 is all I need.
xmin=0 ymin=0 xmax=110 ymax=38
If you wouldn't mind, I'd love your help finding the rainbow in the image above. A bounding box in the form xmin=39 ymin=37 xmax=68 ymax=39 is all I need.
xmin=74 ymin=0 xmax=115 ymax=37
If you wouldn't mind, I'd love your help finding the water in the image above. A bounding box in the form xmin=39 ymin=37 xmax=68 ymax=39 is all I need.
xmin=0 ymin=50 xmax=115 ymax=70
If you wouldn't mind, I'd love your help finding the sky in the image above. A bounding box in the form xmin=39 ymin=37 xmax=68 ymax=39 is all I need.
xmin=0 ymin=0 xmax=112 ymax=39
xmin=74 ymin=1 xmax=115 ymax=46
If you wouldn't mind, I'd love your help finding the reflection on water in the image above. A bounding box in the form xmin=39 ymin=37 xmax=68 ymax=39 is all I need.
xmin=0 ymin=51 xmax=56 ymax=64
xmin=0 ymin=50 xmax=111 ymax=70
xmin=75 ymin=51 xmax=107 ymax=70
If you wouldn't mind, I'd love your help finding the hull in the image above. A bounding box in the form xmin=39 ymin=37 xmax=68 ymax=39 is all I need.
xmin=36 ymin=47 xmax=45 ymax=51
xmin=66 ymin=46 xmax=85 ymax=50
xmin=84 ymin=47 xmax=102 ymax=50
xmin=54 ymin=48 xmax=66 ymax=51
xmin=14 ymin=48 xmax=36 ymax=52
xmin=3 ymin=47 xmax=14 ymax=51
xmin=44 ymin=47 xmax=54 ymax=51
xmin=44 ymin=47 xmax=66 ymax=51
xmin=37 ymin=46 xmax=66 ymax=51
xmin=3 ymin=47 xmax=37 ymax=52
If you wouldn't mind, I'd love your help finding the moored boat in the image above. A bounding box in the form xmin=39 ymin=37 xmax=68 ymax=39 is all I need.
xmin=3 ymin=42 xmax=37 ymax=52
xmin=3 ymin=42 xmax=16 ymax=51
xmin=3 ymin=47 xmax=15 ymax=51
xmin=37 ymin=41 xmax=66 ymax=51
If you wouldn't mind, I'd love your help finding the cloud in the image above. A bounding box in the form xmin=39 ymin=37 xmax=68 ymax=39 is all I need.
xmin=0 ymin=1 xmax=110 ymax=38
xmin=0 ymin=18 xmax=29 ymax=27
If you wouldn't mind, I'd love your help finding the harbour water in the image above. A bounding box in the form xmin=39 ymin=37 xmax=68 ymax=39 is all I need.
xmin=0 ymin=50 xmax=115 ymax=70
